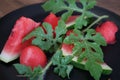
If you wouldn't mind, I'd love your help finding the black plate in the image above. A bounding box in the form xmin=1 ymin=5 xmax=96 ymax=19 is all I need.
xmin=0 ymin=3 xmax=120 ymax=80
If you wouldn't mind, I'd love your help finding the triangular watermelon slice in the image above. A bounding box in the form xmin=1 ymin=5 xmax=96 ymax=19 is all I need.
xmin=0 ymin=16 xmax=40 ymax=63
xmin=61 ymin=43 xmax=112 ymax=75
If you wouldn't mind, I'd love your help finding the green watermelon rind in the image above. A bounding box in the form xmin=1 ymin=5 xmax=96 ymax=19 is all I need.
xmin=62 ymin=53 xmax=112 ymax=75
xmin=0 ymin=51 xmax=19 ymax=63
xmin=71 ymin=59 xmax=112 ymax=75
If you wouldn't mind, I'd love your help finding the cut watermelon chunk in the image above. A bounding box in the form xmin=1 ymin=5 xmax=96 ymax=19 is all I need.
xmin=66 ymin=16 xmax=78 ymax=27
xmin=0 ymin=16 xmax=40 ymax=63
xmin=96 ymin=21 xmax=118 ymax=44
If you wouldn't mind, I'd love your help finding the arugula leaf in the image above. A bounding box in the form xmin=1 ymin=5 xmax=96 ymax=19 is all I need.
xmin=23 ymin=20 xmax=67 ymax=53
xmin=52 ymin=50 xmax=73 ymax=78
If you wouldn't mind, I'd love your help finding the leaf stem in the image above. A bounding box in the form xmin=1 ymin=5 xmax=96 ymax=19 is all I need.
xmin=42 ymin=60 xmax=52 ymax=73
xmin=39 ymin=60 xmax=52 ymax=80
xmin=83 ymin=15 xmax=109 ymax=32
xmin=62 ymin=6 xmax=99 ymax=18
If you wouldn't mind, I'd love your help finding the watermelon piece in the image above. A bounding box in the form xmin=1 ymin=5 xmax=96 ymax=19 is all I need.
xmin=61 ymin=43 xmax=74 ymax=55
xmin=61 ymin=42 xmax=112 ymax=75
xmin=71 ymin=59 xmax=112 ymax=75
xmin=66 ymin=16 xmax=78 ymax=27
xmin=58 ymin=15 xmax=78 ymax=27
xmin=96 ymin=21 xmax=118 ymax=44
xmin=44 ymin=13 xmax=58 ymax=30
xmin=0 ymin=16 xmax=40 ymax=63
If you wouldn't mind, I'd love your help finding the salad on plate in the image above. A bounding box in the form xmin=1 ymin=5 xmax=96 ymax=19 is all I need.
xmin=0 ymin=0 xmax=119 ymax=80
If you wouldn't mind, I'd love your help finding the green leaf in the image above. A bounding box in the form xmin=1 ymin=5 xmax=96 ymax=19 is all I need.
xmin=80 ymin=0 xmax=87 ymax=7
xmin=61 ymin=10 xmax=73 ymax=22
xmin=14 ymin=64 xmax=44 ymax=80
xmin=85 ymin=11 xmax=94 ymax=18
xmin=23 ymin=27 xmax=43 ymax=42
xmin=77 ymin=51 xmax=87 ymax=62
xmin=67 ymin=0 xmax=76 ymax=5
xmin=86 ymin=0 xmax=96 ymax=9
xmin=14 ymin=64 xmax=29 ymax=74
xmin=67 ymin=0 xmax=78 ymax=10
xmin=42 ymin=0 xmax=66 ymax=13
xmin=52 ymin=50 xmax=62 ymax=65
xmin=52 ymin=50 xmax=73 ymax=78
xmin=66 ymin=65 xmax=73 ymax=78
xmin=55 ymin=20 xmax=67 ymax=40
xmin=80 ymin=0 xmax=96 ymax=10
xmin=63 ymin=28 xmax=105 ymax=80
xmin=29 ymin=66 xmax=43 ymax=80
xmin=75 ymin=15 xmax=88 ymax=29
xmin=41 ymin=0 xmax=55 ymax=12
xmin=62 ymin=55 xmax=73 ymax=64
xmin=85 ymin=60 xmax=103 ymax=80
xmin=85 ymin=29 xmax=107 ymax=46
xmin=58 ymin=66 xmax=67 ymax=78
xmin=64 ymin=29 xmax=83 ymax=44
xmin=32 ymin=23 xmax=53 ymax=51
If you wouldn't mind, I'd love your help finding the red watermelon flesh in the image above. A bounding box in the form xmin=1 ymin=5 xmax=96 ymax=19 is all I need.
xmin=96 ymin=21 xmax=118 ymax=44
xmin=66 ymin=16 xmax=78 ymax=27
xmin=61 ymin=43 xmax=74 ymax=55
xmin=61 ymin=16 xmax=77 ymax=55
xmin=0 ymin=16 xmax=40 ymax=63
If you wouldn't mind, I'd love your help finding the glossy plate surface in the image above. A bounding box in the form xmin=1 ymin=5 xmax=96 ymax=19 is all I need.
xmin=0 ymin=3 xmax=120 ymax=80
